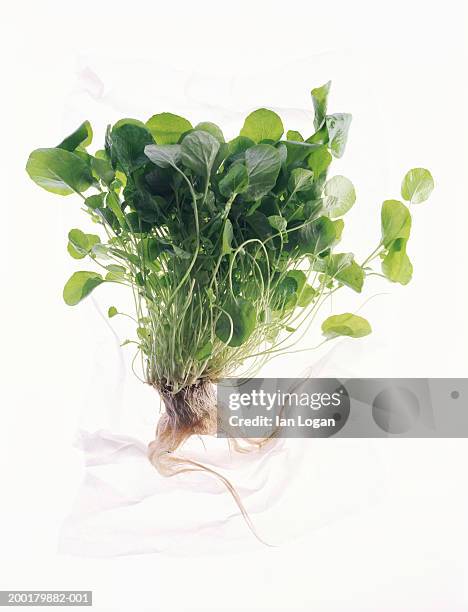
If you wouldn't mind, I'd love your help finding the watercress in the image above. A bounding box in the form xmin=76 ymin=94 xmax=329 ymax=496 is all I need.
xmin=26 ymin=84 xmax=435 ymax=516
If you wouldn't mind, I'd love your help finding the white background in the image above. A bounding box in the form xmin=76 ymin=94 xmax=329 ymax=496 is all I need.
xmin=1 ymin=0 xmax=468 ymax=610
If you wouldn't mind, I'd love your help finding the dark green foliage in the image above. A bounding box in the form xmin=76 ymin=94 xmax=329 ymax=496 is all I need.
xmin=26 ymin=82 xmax=434 ymax=390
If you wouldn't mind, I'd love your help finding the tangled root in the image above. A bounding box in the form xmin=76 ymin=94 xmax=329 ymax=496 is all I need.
xmin=147 ymin=379 xmax=273 ymax=545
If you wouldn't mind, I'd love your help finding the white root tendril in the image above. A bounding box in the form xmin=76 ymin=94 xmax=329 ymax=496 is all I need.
xmin=147 ymin=379 xmax=275 ymax=546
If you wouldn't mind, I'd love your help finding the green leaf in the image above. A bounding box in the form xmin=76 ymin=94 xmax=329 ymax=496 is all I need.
xmin=244 ymin=144 xmax=281 ymax=200
xmin=333 ymin=219 xmax=344 ymax=242
xmin=326 ymin=113 xmax=352 ymax=158
xmin=311 ymin=81 xmax=331 ymax=130
xmin=57 ymin=121 xmax=93 ymax=152
xmin=288 ymin=168 xmax=315 ymax=196
xmin=144 ymin=143 xmax=181 ymax=168
xmin=382 ymin=238 xmax=413 ymax=285
xmin=68 ymin=228 xmax=88 ymax=252
xmin=314 ymin=251 xmax=352 ymax=273
xmin=227 ymin=136 xmax=255 ymax=158
xmin=287 ymin=270 xmax=306 ymax=290
xmin=240 ymin=108 xmax=284 ymax=143
xmin=67 ymin=228 xmax=100 ymax=258
xmin=297 ymin=284 xmax=316 ymax=307
xmin=322 ymin=313 xmax=372 ymax=339
xmin=106 ymin=191 xmax=126 ymax=227
xmin=219 ymin=163 xmax=249 ymax=197
xmin=110 ymin=122 xmax=154 ymax=173
xmin=195 ymin=122 xmax=225 ymax=143
xmin=180 ymin=130 xmax=220 ymax=177
xmin=146 ymin=112 xmax=192 ymax=144
xmin=283 ymin=141 xmax=321 ymax=166
xmin=381 ymin=200 xmax=412 ymax=248
xmin=324 ymin=175 xmax=356 ymax=218
xmin=307 ymin=124 xmax=329 ymax=145
xmin=67 ymin=243 xmax=84 ymax=259
xmin=315 ymin=253 xmax=364 ymax=292
xmin=335 ymin=259 xmax=364 ymax=292
xmin=216 ymin=298 xmax=257 ymax=347
xmin=307 ymin=145 xmax=332 ymax=177
xmin=222 ymin=219 xmax=234 ymax=254
xmin=63 ymin=271 xmax=104 ymax=306
xmin=195 ymin=341 xmax=213 ymax=361
xmin=91 ymin=155 xmax=115 ymax=186
xmin=275 ymin=276 xmax=298 ymax=311
xmin=85 ymin=193 xmax=105 ymax=210
xmin=286 ymin=130 xmax=304 ymax=142
xmin=245 ymin=211 xmax=273 ymax=241
xmin=105 ymin=265 xmax=126 ymax=281
xmin=401 ymin=168 xmax=434 ymax=204
xmin=26 ymin=148 xmax=94 ymax=195
xmin=299 ymin=216 xmax=336 ymax=255
xmin=303 ymin=199 xmax=323 ymax=221
xmin=108 ymin=306 xmax=118 ymax=318
xmin=268 ymin=215 xmax=287 ymax=232
xmin=106 ymin=264 xmax=126 ymax=279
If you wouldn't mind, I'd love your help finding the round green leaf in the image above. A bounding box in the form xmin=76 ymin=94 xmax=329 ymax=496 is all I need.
xmin=144 ymin=143 xmax=181 ymax=168
xmin=297 ymin=284 xmax=316 ymax=307
xmin=195 ymin=122 xmax=225 ymax=143
xmin=26 ymin=148 xmax=94 ymax=195
xmin=307 ymin=145 xmax=332 ymax=177
xmin=219 ymin=163 xmax=249 ymax=197
xmin=85 ymin=193 xmax=105 ymax=210
xmin=299 ymin=216 xmax=336 ymax=255
xmin=333 ymin=219 xmax=344 ymax=242
xmin=227 ymin=136 xmax=255 ymax=158
xmin=275 ymin=276 xmax=298 ymax=311
xmin=215 ymin=298 xmax=257 ymax=347
xmin=322 ymin=313 xmax=372 ymax=338
xmin=381 ymin=200 xmax=411 ymax=248
xmin=315 ymin=253 xmax=364 ymax=292
xmin=401 ymin=168 xmax=434 ymax=204
xmin=268 ymin=215 xmax=287 ymax=232
xmin=334 ymin=259 xmax=364 ymax=292
xmin=146 ymin=112 xmax=192 ymax=145
xmin=240 ymin=108 xmax=284 ymax=143
xmin=311 ymin=81 xmax=331 ymax=130
xmin=110 ymin=122 xmax=154 ymax=174
xmin=244 ymin=144 xmax=281 ymax=201
xmin=91 ymin=155 xmax=115 ymax=186
xmin=284 ymin=141 xmax=321 ymax=166
xmin=67 ymin=228 xmax=100 ymax=258
xmin=326 ymin=113 xmax=352 ymax=159
xmin=180 ymin=130 xmax=220 ymax=177
xmin=288 ymin=168 xmax=315 ymax=196
xmin=324 ymin=175 xmax=356 ymax=218
xmin=285 ymin=270 xmax=306 ymax=293
xmin=382 ymin=238 xmax=413 ymax=285
xmin=67 ymin=243 xmax=85 ymax=260
xmin=286 ymin=130 xmax=304 ymax=142
xmin=57 ymin=121 xmax=93 ymax=152
xmin=63 ymin=271 xmax=104 ymax=306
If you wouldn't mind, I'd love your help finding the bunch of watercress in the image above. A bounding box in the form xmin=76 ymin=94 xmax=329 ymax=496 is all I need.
xmin=26 ymin=82 xmax=434 ymax=487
